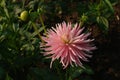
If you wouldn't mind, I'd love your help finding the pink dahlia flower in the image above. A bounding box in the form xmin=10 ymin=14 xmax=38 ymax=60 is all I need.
xmin=42 ymin=22 xmax=96 ymax=69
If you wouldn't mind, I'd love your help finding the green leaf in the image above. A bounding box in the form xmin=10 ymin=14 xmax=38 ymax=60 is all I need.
xmin=31 ymin=26 xmax=45 ymax=37
xmin=0 ymin=35 xmax=5 ymax=43
xmin=71 ymin=67 xmax=84 ymax=78
xmin=4 ymin=7 xmax=10 ymax=18
xmin=29 ymin=12 xmax=39 ymax=22
xmin=0 ymin=0 xmax=6 ymax=7
xmin=20 ymin=43 xmax=34 ymax=51
xmin=97 ymin=16 xmax=109 ymax=32
xmin=103 ymin=0 xmax=114 ymax=13
xmin=28 ymin=67 xmax=58 ymax=80
xmin=12 ymin=23 xmax=19 ymax=32
xmin=5 ymin=74 xmax=13 ymax=80
xmin=0 ymin=54 xmax=2 ymax=60
xmin=0 ymin=67 xmax=5 ymax=80
xmin=83 ymin=65 xmax=94 ymax=75
xmin=71 ymin=66 xmax=94 ymax=79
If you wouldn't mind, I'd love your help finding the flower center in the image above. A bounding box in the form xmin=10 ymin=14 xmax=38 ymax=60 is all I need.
xmin=61 ymin=34 xmax=70 ymax=44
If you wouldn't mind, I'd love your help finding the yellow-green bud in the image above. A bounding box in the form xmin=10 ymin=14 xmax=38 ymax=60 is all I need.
xmin=20 ymin=11 xmax=29 ymax=21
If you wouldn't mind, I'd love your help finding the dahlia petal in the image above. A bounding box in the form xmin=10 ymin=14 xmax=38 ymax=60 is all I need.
xmin=82 ymin=33 xmax=91 ymax=39
xmin=74 ymin=56 xmax=84 ymax=68
xmin=70 ymin=45 xmax=90 ymax=61
xmin=71 ymin=24 xmax=84 ymax=37
xmin=58 ymin=24 xmax=63 ymax=33
xmin=52 ymin=47 xmax=66 ymax=59
xmin=44 ymin=45 xmax=59 ymax=52
xmin=50 ymin=46 xmax=64 ymax=54
xmin=43 ymin=52 xmax=52 ymax=56
xmin=50 ymin=59 xmax=54 ymax=68
xmin=69 ymin=47 xmax=77 ymax=56
xmin=74 ymin=34 xmax=85 ymax=40
xmin=69 ymin=52 xmax=76 ymax=62
xmin=72 ymin=44 xmax=83 ymax=50
xmin=70 ymin=60 xmax=74 ymax=67
xmin=63 ymin=54 xmax=70 ymax=69
xmin=75 ymin=27 xmax=85 ymax=36
xmin=41 ymin=22 xmax=96 ymax=69
xmin=72 ymin=44 xmax=94 ymax=52
xmin=73 ymin=39 xmax=94 ymax=44
xmin=77 ymin=51 xmax=89 ymax=61
xmin=60 ymin=57 xmax=65 ymax=67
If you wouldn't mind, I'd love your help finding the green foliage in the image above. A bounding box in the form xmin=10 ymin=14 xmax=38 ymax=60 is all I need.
xmin=97 ymin=16 xmax=109 ymax=32
xmin=70 ymin=65 xmax=94 ymax=79
xmin=5 ymin=74 xmax=13 ymax=80
xmin=0 ymin=0 xmax=45 ymax=80
xmin=78 ymin=0 xmax=114 ymax=33
xmin=0 ymin=67 xmax=5 ymax=80
xmin=104 ymin=0 xmax=114 ymax=13
xmin=27 ymin=67 xmax=58 ymax=80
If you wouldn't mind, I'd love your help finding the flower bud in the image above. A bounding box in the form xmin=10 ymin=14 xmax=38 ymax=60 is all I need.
xmin=20 ymin=11 xmax=29 ymax=21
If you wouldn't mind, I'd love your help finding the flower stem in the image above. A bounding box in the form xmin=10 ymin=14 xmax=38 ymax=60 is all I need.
xmin=22 ymin=0 xmax=26 ymax=9
xmin=55 ymin=62 xmax=63 ymax=80
xmin=39 ymin=14 xmax=46 ymax=33
xmin=32 ymin=22 xmax=43 ymax=41
xmin=65 ymin=67 xmax=72 ymax=80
